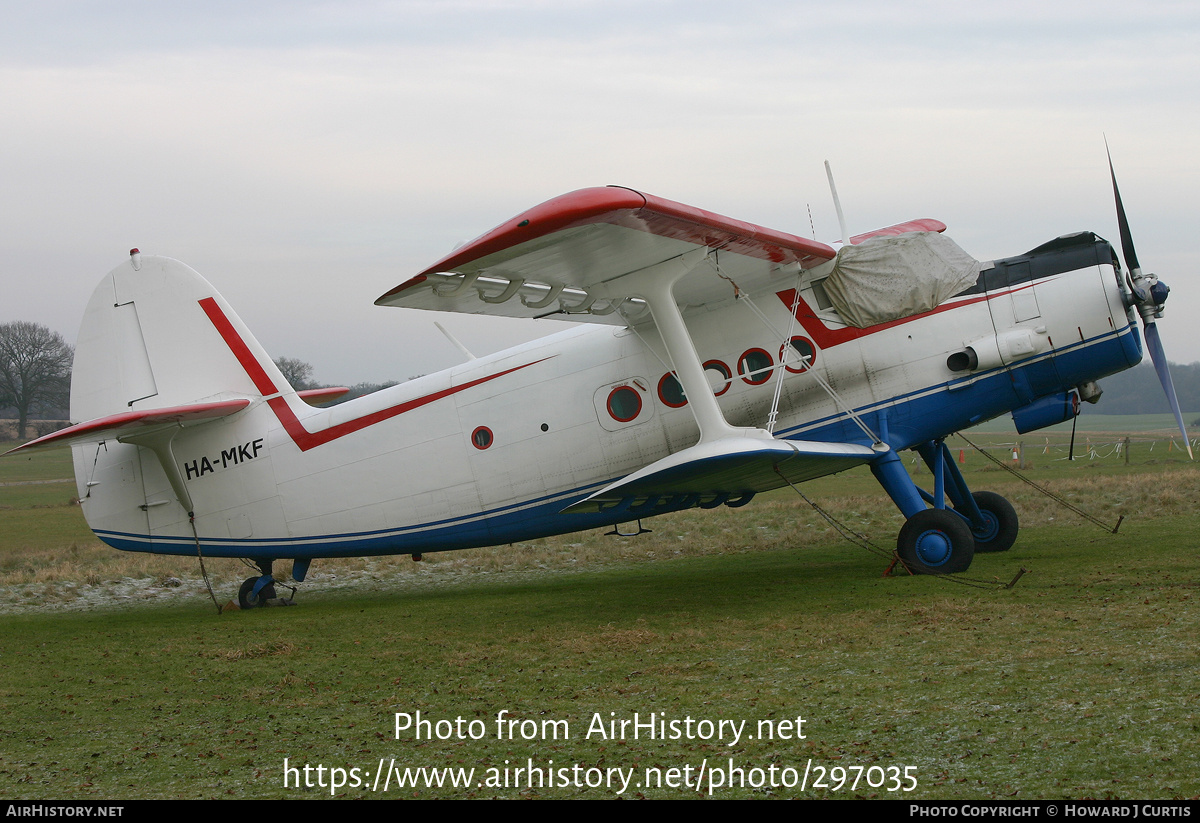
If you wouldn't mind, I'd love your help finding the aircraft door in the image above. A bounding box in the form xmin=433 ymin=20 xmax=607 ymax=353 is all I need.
xmin=982 ymin=259 xmax=1061 ymax=402
xmin=1005 ymin=262 xmax=1041 ymax=322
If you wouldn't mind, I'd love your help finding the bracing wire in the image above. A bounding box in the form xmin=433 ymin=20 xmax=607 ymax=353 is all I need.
xmin=957 ymin=433 xmax=1123 ymax=534
xmin=189 ymin=513 xmax=224 ymax=614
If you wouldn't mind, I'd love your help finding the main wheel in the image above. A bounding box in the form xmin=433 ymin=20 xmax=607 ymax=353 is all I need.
xmin=897 ymin=509 xmax=975 ymax=574
xmin=968 ymin=491 xmax=1018 ymax=553
xmin=238 ymin=576 xmax=276 ymax=609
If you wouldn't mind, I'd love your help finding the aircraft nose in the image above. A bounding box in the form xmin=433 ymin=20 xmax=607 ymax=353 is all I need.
xmin=1149 ymin=279 xmax=1170 ymax=308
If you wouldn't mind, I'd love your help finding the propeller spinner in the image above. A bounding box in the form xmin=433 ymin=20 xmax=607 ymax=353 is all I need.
xmin=1107 ymin=143 xmax=1194 ymax=460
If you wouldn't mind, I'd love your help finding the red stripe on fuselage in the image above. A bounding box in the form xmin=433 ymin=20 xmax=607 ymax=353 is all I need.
xmin=199 ymin=297 xmax=546 ymax=452
xmin=773 ymin=284 xmax=1038 ymax=348
xmin=200 ymin=298 xmax=280 ymax=395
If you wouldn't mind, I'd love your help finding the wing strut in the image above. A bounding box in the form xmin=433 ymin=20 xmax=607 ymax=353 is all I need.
xmin=599 ymin=247 xmax=770 ymax=444
xmin=561 ymin=246 xmax=881 ymax=515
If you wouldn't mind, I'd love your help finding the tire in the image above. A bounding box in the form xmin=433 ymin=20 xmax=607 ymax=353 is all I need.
xmin=238 ymin=576 xmax=275 ymax=609
xmin=968 ymin=491 xmax=1018 ymax=553
xmin=897 ymin=508 xmax=975 ymax=575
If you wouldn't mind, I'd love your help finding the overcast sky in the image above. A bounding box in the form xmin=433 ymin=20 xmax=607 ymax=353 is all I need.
xmin=3 ymin=1 xmax=1198 ymax=387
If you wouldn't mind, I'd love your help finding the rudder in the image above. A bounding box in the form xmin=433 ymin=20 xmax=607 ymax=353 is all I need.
xmin=71 ymin=253 xmax=293 ymax=421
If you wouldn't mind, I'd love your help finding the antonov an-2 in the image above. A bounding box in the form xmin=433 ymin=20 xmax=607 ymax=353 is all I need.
xmin=9 ymin=156 xmax=1187 ymax=608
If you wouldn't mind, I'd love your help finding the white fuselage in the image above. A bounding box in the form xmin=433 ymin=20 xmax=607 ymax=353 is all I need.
xmin=75 ymin=243 xmax=1138 ymax=560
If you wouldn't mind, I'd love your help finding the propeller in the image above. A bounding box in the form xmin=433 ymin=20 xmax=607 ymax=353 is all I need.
xmin=1106 ymin=142 xmax=1194 ymax=460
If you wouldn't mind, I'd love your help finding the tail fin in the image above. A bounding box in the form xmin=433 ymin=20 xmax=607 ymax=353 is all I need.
xmin=7 ymin=254 xmax=294 ymax=545
xmin=71 ymin=253 xmax=291 ymax=421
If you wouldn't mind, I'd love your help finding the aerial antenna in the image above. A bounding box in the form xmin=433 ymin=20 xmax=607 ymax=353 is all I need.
xmin=824 ymin=160 xmax=851 ymax=246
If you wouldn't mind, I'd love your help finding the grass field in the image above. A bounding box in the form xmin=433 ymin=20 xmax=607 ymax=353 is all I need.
xmin=1 ymin=422 xmax=1198 ymax=799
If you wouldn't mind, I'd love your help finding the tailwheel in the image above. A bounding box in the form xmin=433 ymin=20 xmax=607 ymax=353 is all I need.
xmin=897 ymin=509 xmax=975 ymax=575
xmin=238 ymin=576 xmax=277 ymax=609
xmin=968 ymin=491 xmax=1018 ymax=553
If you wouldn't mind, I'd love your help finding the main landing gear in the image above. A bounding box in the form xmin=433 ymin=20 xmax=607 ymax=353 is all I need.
xmin=872 ymin=439 xmax=1018 ymax=575
xmin=237 ymin=558 xmax=310 ymax=608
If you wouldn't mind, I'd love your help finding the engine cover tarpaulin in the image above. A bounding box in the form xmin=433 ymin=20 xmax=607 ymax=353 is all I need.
xmin=822 ymin=232 xmax=982 ymax=328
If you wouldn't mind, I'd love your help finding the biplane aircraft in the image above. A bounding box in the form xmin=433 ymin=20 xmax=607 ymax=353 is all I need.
xmin=8 ymin=156 xmax=1189 ymax=608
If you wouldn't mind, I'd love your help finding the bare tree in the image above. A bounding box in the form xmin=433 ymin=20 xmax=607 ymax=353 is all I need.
xmin=0 ymin=322 xmax=73 ymax=440
xmin=273 ymin=356 xmax=315 ymax=390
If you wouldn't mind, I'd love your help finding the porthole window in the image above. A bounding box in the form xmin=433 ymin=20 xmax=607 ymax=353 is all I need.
xmin=704 ymin=360 xmax=732 ymax=396
xmin=738 ymin=348 xmax=774 ymax=385
xmin=781 ymin=336 xmax=816 ymax=373
xmin=606 ymin=386 xmax=642 ymax=422
xmin=657 ymin=373 xmax=687 ymax=408
xmin=470 ymin=426 xmax=493 ymax=450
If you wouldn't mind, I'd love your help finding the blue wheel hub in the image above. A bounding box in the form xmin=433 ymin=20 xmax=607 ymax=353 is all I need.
xmin=972 ymin=511 xmax=1000 ymax=543
xmin=913 ymin=529 xmax=952 ymax=566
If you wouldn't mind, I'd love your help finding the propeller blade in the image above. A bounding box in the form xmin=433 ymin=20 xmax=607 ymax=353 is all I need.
xmin=1105 ymin=144 xmax=1188 ymax=458
xmin=1106 ymin=140 xmax=1140 ymax=274
xmin=1143 ymin=322 xmax=1194 ymax=460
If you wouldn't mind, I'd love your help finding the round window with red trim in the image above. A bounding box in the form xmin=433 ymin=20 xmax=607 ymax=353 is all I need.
xmin=704 ymin=360 xmax=732 ymax=396
xmin=657 ymin=373 xmax=687 ymax=408
xmin=781 ymin=336 xmax=816 ymax=373
xmin=737 ymin=348 xmax=774 ymax=385
xmin=470 ymin=426 xmax=493 ymax=450
xmin=606 ymin=386 xmax=642 ymax=422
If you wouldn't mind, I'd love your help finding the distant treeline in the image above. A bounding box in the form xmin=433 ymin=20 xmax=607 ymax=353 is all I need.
xmin=1081 ymin=361 xmax=1200 ymax=417
xmin=7 ymin=359 xmax=1196 ymax=423
xmin=329 ymin=381 xmax=402 ymax=403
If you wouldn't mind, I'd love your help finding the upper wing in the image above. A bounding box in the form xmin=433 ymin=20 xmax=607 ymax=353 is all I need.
xmin=376 ymin=187 xmax=838 ymax=324
xmin=850 ymin=218 xmax=946 ymax=244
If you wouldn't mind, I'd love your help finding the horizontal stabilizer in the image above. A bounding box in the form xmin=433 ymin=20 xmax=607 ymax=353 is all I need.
xmin=561 ymin=437 xmax=877 ymax=514
xmin=4 ymin=399 xmax=250 ymax=455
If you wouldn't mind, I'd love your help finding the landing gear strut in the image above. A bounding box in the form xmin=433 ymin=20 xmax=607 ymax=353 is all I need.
xmin=237 ymin=558 xmax=309 ymax=608
xmin=238 ymin=575 xmax=276 ymax=608
xmin=238 ymin=558 xmax=277 ymax=609
xmin=967 ymin=491 xmax=1018 ymax=553
xmin=872 ymin=438 xmax=1018 ymax=574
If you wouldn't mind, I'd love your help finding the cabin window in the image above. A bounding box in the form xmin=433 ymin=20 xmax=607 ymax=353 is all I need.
xmin=738 ymin=349 xmax=774 ymax=385
xmin=471 ymin=426 xmax=493 ymax=450
xmin=810 ymin=278 xmax=834 ymax=310
xmin=704 ymin=360 xmax=732 ymax=396
xmin=657 ymin=373 xmax=687 ymax=408
xmin=593 ymin=378 xmax=653 ymax=431
xmin=607 ymin=386 xmax=643 ymax=422
xmin=781 ymin=336 xmax=816 ymax=373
